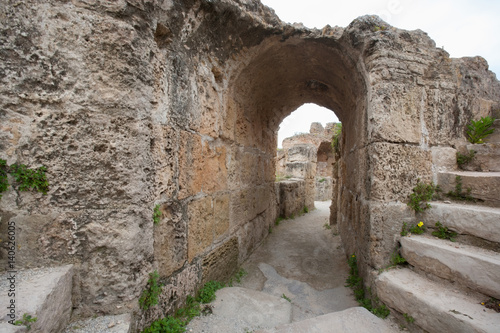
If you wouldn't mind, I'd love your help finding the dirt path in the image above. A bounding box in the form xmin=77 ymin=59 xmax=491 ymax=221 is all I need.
xmin=240 ymin=201 xmax=357 ymax=322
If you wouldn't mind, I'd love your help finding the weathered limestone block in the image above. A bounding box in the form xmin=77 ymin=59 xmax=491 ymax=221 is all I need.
xmin=0 ymin=265 xmax=73 ymax=333
xmin=369 ymin=143 xmax=432 ymax=202
xmin=460 ymin=144 xmax=500 ymax=172
xmin=421 ymin=202 xmax=500 ymax=244
xmin=277 ymin=179 xmax=306 ymax=218
xmin=438 ymin=171 xmax=500 ymax=207
xmin=187 ymin=194 xmax=230 ymax=262
xmin=178 ymin=131 xmax=228 ymax=199
xmin=153 ymin=200 xmax=187 ymax=278
xmin=401 ymin=236 xmax=500 ymax=299
xmin=285 ymin=162 xmax=315 ymax=179
xmin=315 ymin=177 xmax=333 ymax=201
xmin=286 ymin=144 xmax=317 ymax=163
xmin=202 ymin=237 xmax=239 ymax=284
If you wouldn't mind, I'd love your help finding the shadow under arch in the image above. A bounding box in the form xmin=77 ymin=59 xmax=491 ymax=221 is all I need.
xmin=228 ymin=35 xmax=369 ymax=155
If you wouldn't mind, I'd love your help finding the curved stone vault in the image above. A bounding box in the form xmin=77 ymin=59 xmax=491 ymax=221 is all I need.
xmin=0 ymin=0 xmax=499 ymax=329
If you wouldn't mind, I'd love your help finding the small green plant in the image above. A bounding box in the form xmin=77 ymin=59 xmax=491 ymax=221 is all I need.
xmin=331 ymin=123 xmax=342 ymax=153
xmin=432 ymin=221 xmax=457 ymax=242
xmin=323 ymin=223 xmax=332 ymax=230
xmin=139 ymin=271 xmax=163 ymax=310
xmin=268 ymin=225 xmax=273 ymax=234
xmin=275 ymin=217 xmax=284 ymax=226
xmin=10 ymin=163 xmax=49 ymax=194
xmin=175 ymin=295 xmax=200 ymax=322
xmin=197 ymin=281 xmax=224 ymax=304
xmin=466 ymin=116 xmax=495 ymax=144
xmin=408 ymin=180 xmax=437 ymax=213
xmin=401 ymin=221 xmax=425 ymax=236
xmin=345 ymin=254 xmax=390 ymax=318
xmin=14 ymin=313 xmax=37 ymax=330
xmin=456 ymin=150 xmax=476 ymax=168
xmin=318 ymin=178 xmax=326 ymax=183
xmin=391 ymin=252 xmax=407 ymax=266
xmin=446 ymin=176 xmax=475 ymax=201
xmin=227 ymin=268 xmax=248 ymax=286
xmin=142 ymin=316 xmax=186 ymax=333
xmin=403 ymin=313 xmax=415 ymax=324
xmin=302 ymin=206 xmax=308 ymax=214
xmin=373 ymin=25 xmax=387 ymax=32
xmin=153 ymin=204 xmax=162 ymax=224
xmin=281 ymin=294 xmax=291 ymax=302
xmin=289 ymin=214 xmax=295 ymax=220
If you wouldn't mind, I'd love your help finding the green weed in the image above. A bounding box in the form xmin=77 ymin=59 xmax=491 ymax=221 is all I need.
xmin=432 ymin=221 xmax=457 ymax=242
xmin=403 ymin=313 xmax=415 ymax=324
xmin=139 ymin=271 xmax=163 ymax=310
xmin=281 ymin=294 xmax=291 ymax=302
xmin=466 ymin=116 xmax=495 ymax=144
xmin=345 ymin=254 xmax=390 ymax=319
xmin=14 ymin=313 xmax=37 ymax=331
xmin=456 ymin=150 xmax=476 ymax=168
xmin=401 ymin=221 xmax=425 ymax=236
xmin=446 ymin=176 xmax=475 ymax=201
xmin=407 ymin=180 xmax=437 ymax=213
xmin=153 ymin=204 xmax=162 ymax=224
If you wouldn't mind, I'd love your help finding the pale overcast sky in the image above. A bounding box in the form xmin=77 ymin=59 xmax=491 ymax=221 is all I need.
xmin=266 ymin=0 xmax=500 ymax=147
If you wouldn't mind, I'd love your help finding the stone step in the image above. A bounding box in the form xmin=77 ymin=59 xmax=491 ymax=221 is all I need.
xmin=376 ymin=268 xmax=500 ymax=333
xmin=460 ymin=143 xmax=500 ymax=172
xmin=0 ymin=265 xmax=73 ymax=333
xmin=63 ymin=313 xmax=131 ymax=333
xmin=437 ymin=171 xmax=500 ymax=207
xmin=400 ymin=235 xmax=500 ymax=299
xmin=422 ymin=201 xmax=500 ymax=243
xmin=255 ymin=307 xmax=399 ymax=333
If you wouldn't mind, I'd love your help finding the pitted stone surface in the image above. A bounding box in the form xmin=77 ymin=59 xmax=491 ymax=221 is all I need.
xmin=0 ymin=1 xmax=499 ymax=329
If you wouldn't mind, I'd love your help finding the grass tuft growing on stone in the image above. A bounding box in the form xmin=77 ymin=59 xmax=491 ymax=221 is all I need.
xmin=345 ymin=254 xmax=390 ymax=318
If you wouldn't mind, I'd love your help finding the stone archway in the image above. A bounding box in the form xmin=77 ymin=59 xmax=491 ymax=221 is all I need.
xmin=1 ymin=1 xmax=499 ymax=329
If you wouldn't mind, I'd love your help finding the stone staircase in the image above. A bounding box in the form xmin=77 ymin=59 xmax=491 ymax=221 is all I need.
xmin=0 ymin=264 xmax=132 ymax=333
xmin=0 ymin=265 xmax=74 ymax=333
xmin=376 ymin=121 xmax=500 ymax=333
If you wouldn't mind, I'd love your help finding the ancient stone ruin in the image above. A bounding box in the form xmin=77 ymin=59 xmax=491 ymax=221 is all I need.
xmin=275 ymin=122 xmax=337 ymax=215
xmin=1 ymin=0 xmax=499 ymax=332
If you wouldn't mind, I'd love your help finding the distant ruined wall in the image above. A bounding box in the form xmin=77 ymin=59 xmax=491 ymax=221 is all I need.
xmin=1 ymin=0 xmax=499 ymax=329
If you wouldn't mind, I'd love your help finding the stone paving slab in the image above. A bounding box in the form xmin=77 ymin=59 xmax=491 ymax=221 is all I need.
xmin=255 ymin=307 xmax=399 ymax=333
xmin=377 ymin=268 xmax=500 ymax=333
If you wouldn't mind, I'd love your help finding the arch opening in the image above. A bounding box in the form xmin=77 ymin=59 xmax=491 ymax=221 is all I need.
xmin=225 ymin=35 xmax=369 ymax=264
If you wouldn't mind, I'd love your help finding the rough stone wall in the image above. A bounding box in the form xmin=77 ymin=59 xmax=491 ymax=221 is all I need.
xmin=1 ymin=0 xmax=499 ymax=329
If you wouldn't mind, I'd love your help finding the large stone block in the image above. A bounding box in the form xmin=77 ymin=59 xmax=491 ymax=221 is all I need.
xmin=202 ymin=237 xmax=239 ymax=284
xmin=0 ymin=265 xmax=73 ymax=333
xmin=438 ymin=171 xmax=500 ymax=207
xmin=369 ymin=143 xmax=432 ymax=202
xmin=178 ymin=131 xmax=228 ymax=199
xmin=154 ymin=201 xmax=187 ymax=278
xmin=401 ymin=235 xmax=500 ymax=299
xmin=460 ymin=143 xmax=500 ymax=172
